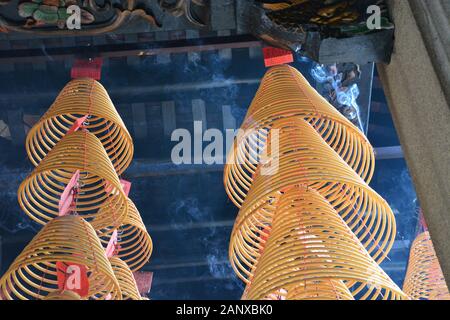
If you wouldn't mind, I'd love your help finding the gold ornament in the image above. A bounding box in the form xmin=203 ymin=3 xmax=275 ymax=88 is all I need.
xmin=26 ymin=78 xmax=133 ymax=174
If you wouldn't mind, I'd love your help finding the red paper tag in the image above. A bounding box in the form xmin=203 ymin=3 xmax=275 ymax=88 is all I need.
xmin=419 ymin=209 xmax=428 ymax=232
xmin=71 ymin=58 xmax=103 ymax=80
xmin=133 ymin=272 xmax=154 ymax=295
xmin=67 ymin=115 xmax=89 ymax=134
xmin=120 ymin=179 xmax=132 ymax=196
xmin=263 ymin=47 xmax=294 ymax=67
xmin=59 ymin=170 xmax=80 ymax=216
xmin=260 ymin=225 xmax=271 ymax=243
xmin=105 ymin=179 xmax=132 ymax=196
xmin=105 ymin=230 xmax=118 ymax=258
xmin=56 ymin=262 xmax=89 ymax=297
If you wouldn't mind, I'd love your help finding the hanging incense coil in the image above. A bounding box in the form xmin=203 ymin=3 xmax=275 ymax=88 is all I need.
xmin=18 ymin=130 xmax=128 ymax=228
xmin=224 ymin=64 xmax=374 ymax=208
xmin=26 ymin=78 xmax=133 ymax=175
xmin=230 ymin=118 xmax=396 ymax=280
xmin=283 ymin=280 xmax=354 ymax=300
xmin=95 ymin=198 xmax=153 ymax=272
xmin=243 ymin=280 xmax=354 ymax=301
xmin=108 ymin=257 xmax=142 ymax=300
xmin=43 ymin=290 xmax=82 ymax=300
xmin=0 ymin=215 xmax=122 ymax=300
xmin=403 ymin=231 xmax=450 ymax=300
xmin=242 ymin=187 xmax=407 ymax=300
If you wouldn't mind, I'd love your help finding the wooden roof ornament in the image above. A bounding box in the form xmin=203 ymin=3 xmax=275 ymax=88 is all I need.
xmin=18 ymin=130 xmax=128 ymax=228
xmin=95 ymin=198 xmax=154 ymax=272
xmin=224 ymin=64 xmax=374 ymax=208
xmin=0 ymin=215 xmax=122 ymax=300
xmin=240 ymin=187 xmax=407 ymax=300
xmin=403 ymin=231 xmax=450 ymax=300
xmin=25 ymin=78 xmax=133 ymax=175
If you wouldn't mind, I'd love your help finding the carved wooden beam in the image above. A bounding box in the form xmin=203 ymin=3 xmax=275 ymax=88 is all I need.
xmin=0 ymin=0 xmax=160 ymax=35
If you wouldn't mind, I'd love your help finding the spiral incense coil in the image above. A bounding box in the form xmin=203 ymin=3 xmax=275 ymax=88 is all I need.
xmin=108 ymin=257 xmax=142 ymax=300
xmin=403 ymin=231 xmax=450 ymax=300
xmin=95 ymin=198 xmax=153 ymax=272
xmin=224 ymin=65 xmax=374 ymax=208
xmin=0 ymin=215 xmax=122 ymax=300
xmin=242 ymin=187 xmax=407 ymax=300
xmin=230 ymin=118 xmax=395 ymax=279
xmin=18 ymin=130 xmax=128 ymax=228
xmin=26 ymin=78 xmax=133 ymax=175
xmin=43 ymin=290 xmax=82 ymax=300
xmin=243 ymin=280 xmax=354 ymax=301
xmin=284 ymin=280 xmax=354 ymax=300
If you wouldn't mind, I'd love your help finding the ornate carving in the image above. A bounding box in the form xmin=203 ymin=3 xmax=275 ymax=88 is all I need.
xmin=0 ymin=0 xmax=160 ymax=34
xmin=158 ymin=0 xmax=207 ymax=26
xmin=246 ymin=0 xmax=395 ymax=63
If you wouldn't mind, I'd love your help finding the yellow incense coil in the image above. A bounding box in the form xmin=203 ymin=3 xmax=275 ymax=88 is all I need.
xmin=95 ymin=198 xmax=153 ymax=272
xmin=284 ymin=280 xmax=354 ymax=300
xmin=0 ymin=215 xmax=122 ymax=300
xmin=230 ymin=118 xmax=395 ymax=278
xmin=403 ymin=231 xmax=450 ymax=300
xmin=224 ymin=65 xmax=374 ymax=208
xmin=43 ymin=290 xmax=82 ymax=300
xmin=18 ymin=130 xmax=128 ymax=228
xmin=242 ymin=187 xmax=407 ymax=300
xmin=243 ymin=280 xmax=354 ymax=300
xmin=109 ymin=257 xmax=142 ymax=300
xmin=25 ymin=78 xmax=133 ymax=175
